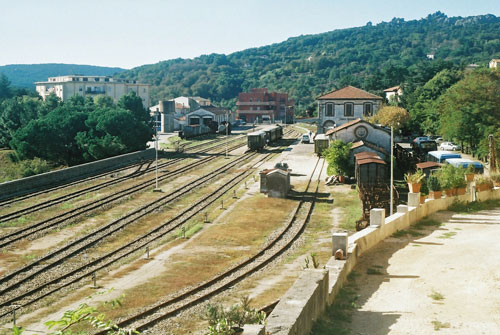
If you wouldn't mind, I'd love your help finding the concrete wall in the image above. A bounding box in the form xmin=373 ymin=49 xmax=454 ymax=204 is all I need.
xmin=266 ymin=269 xmax=329 ymax=335
xmin=257 ymin=187 xmax=500 ymax=335
xmin=0 ymin=148 xmax=155 ymax=201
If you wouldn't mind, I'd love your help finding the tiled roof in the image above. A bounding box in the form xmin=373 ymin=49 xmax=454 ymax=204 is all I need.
xmin=383 ymin=85 xmax=401 ymax=92
xmin=357 ymin=157 xmax=386 ymax=165
xmin=325 ymin=119 xmax=362 ymax=135
xmin=317 ymin=86 xmax=383 ymax=100
xmin=416 ymin=162 xmax=441 ymax=169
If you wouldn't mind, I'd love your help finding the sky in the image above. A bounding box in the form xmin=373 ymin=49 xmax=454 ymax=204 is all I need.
xmin=0 ymin=0 xmax=498 ymax=69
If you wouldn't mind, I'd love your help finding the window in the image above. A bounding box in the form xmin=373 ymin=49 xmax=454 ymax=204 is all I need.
xmin=257 ymin=107 xmax=260 ymax=110
xmin=95 ymin=78 xmax=100 ymax=82
xmin=363 ymin=103 xmax=373 ymax=116
xmin=105 ymin=78 xmax=109 ymax=82
xmin=257 ymin=98 xmax=260 ymax=102
xmin=344 ymin=103 xmax=354 ymax=117
xmin=325 ymin=103 xmax=334 ymax=117
xmin=249 ymin=98 xmax=253 ymax=102
xmin=250 ymin=107 xmax=253 ymax=110
xmin=83 ymin=77 xmax=88 ymax=82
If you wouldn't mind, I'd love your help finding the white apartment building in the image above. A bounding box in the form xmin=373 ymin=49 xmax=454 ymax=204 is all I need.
xmin=35 ymin=75 xmax=150 ymax=108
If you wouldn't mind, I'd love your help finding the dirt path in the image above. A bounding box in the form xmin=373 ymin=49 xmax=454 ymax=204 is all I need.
xmin=346 ymin=208 xmax=500 ymax=335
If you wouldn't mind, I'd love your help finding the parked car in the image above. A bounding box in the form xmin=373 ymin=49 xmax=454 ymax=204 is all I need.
xmin=439 ymin=141 xmax=461 ymax=151
xmin=302 ymin=134 xmax=310 ymax=143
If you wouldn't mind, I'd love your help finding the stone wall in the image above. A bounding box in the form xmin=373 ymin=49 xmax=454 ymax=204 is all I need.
xmin=0 ymin=148 xmax=155 ymax=201
xmin=252 ymin=187 xmax=500 ymax=335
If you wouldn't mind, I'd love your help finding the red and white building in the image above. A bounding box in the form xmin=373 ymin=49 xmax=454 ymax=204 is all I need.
xmin=236 ymin=88 xmax=294 ymax=124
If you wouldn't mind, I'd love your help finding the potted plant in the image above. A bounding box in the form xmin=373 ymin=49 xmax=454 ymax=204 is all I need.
xmin=420 ymin=179 xmax=429 ymax=204
xmin=476 ymin=176 xmax=494 ymax=192
xmin=404 ymin=170 xmax=424 ymax=193
xmin=491 ymin=173 xmax=500 ymax=188
xmin=437 ymin=165 xmax=455 ymax=196
xmin=464 ymin=165 xmax=475 ymax=182
xmin=453 ymin=167 xmax=467 ymax=195
xmin=427 ymin=175 xmax=442 ymax=199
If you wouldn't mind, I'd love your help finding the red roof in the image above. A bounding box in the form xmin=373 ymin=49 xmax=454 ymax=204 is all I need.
xmin=357 ymin=157 xmax=386 ymax=165
xmin=354 ymin=151 xmax=379 ymax=159
xmin=383 ymin=85 xmax=401 ymax=92
xmin=317 ymin=86 xmax=383 ymax=100
xmin=325 ymin=119 xmax=363 ymax=135
xmin=416 ymin=162 xmax=441 ymax=169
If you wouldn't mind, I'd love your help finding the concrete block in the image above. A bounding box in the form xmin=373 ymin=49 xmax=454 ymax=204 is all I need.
xmin=242 ymin=324 xmax=265 ymax=335
xmin=397 ymin=205 xmax=408 ymax=214
xmin=332 ymin=232 xmax=348 ymax=257
xmin=408 ymin=192 xmax=420 ymax=207
xmin=369 ymin=208 xmax=385 ymax=227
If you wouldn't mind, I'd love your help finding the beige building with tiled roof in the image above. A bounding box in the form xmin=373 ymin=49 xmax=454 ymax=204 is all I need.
xmin=489 ymin=59 xmax=500 ymax=69
xmin=316 ymin=86 xmax=383 ymax=133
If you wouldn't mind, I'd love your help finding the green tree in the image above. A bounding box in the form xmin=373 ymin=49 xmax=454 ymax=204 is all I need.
xmin=0 ymin=96 xmax=43 ymax=147
xmin=369 ymin=105 xmax=410 ymax=131
xmin=0 ymin=73 xmax=13 ymax=100
xmin=324 ymin=140 xmax=353 ymax=177
xmin=438 ymin=69 xmax=500 ymax=156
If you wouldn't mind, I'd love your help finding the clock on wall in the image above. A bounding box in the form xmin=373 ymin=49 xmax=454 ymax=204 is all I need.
xmin=354 ymin=125 xmax=368 ymax=139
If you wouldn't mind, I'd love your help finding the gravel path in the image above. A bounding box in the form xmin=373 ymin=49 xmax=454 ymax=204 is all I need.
xmin=346 ymin=208 xmax=500 ymax=335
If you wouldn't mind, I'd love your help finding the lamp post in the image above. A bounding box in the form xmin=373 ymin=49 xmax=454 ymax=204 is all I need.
xmin=390 ymin=126 xmax=394 ymax=215
xmin=225 ymin=110 xmax=231 ymax=159
xmin=154 ymin=113 xmax=160 ymax=191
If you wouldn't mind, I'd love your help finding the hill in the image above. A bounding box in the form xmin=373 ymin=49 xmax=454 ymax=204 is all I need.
xmin=0 ymin=63 xmax=126 ymax=88
xmin=117 ymin=12 xmax=500 ymax=114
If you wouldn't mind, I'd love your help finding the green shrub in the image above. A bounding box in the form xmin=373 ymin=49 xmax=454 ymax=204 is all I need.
xmin=427 ymin=175 xmax=441 ymax=191
xmin=203 ymin=297 xmax=266 ymax=335
xmin=324 ymin=140 xmax=353 ymax=177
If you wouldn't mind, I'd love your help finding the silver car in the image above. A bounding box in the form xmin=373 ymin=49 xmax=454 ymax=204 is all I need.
xmin=439 ymin=141 xmax=461 ymax=151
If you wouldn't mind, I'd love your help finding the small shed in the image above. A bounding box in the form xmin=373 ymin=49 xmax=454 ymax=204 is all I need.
xmin=259 ymin=168 xmax=275 ymax=193
xmin=266 ymin=169 xmax=290 ymax=198
xmin=355 ymin=152 xmax=387 ymax=184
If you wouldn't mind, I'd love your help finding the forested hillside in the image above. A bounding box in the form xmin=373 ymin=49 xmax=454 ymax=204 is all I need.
xmin=0 ymin=64 xmax=126 ymax=88
xmin=118 ymin=12 xmax=500 ymax=114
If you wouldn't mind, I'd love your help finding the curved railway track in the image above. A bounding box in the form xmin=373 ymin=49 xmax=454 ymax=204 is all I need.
xmin=0 ymin=132 xmax=302 ymax=322
xmin=0 ymin=136 xmax=246 ymax=223
xmin=105 ymin=156 xmax=325 ymax=334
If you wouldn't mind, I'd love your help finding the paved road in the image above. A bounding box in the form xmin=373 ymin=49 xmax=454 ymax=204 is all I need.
xmin=345 ymin=208 xmax=500 ymax=335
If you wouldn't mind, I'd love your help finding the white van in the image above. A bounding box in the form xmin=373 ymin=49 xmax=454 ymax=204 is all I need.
xmin=302 ymin=134 xmax=310 ymax=143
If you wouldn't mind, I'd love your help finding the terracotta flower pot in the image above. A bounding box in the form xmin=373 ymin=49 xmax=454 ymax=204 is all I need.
xmin=420 ymin=195 xmax=426 ymax=204
xmin=430 ymin=191 xmax=442 ymax=199
xmin=408 ymin=183 xmax=421 ymax=193
xmin=494 ymin=181 xmax=500 ymax=188
xmin=465 ymin=173 xmax=475 ymax=182
xmin=444 ymin=188 xmax=455 ymax=197
xmin=477 ymin=184 xmax=490 ymax=192
xmin=456 ymin=187 xmax=466 ymax=195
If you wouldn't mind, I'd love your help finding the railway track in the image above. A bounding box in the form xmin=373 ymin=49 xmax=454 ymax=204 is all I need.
xmin=105 ymin=156 xmax=324 ymax=334
xmin=0 ymin=135 xmax=246 ymax=223
xmin=0 ymin=140 xmax=248 ymax=249
xmin=0 ymin=133 xmax=301 ymax=322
